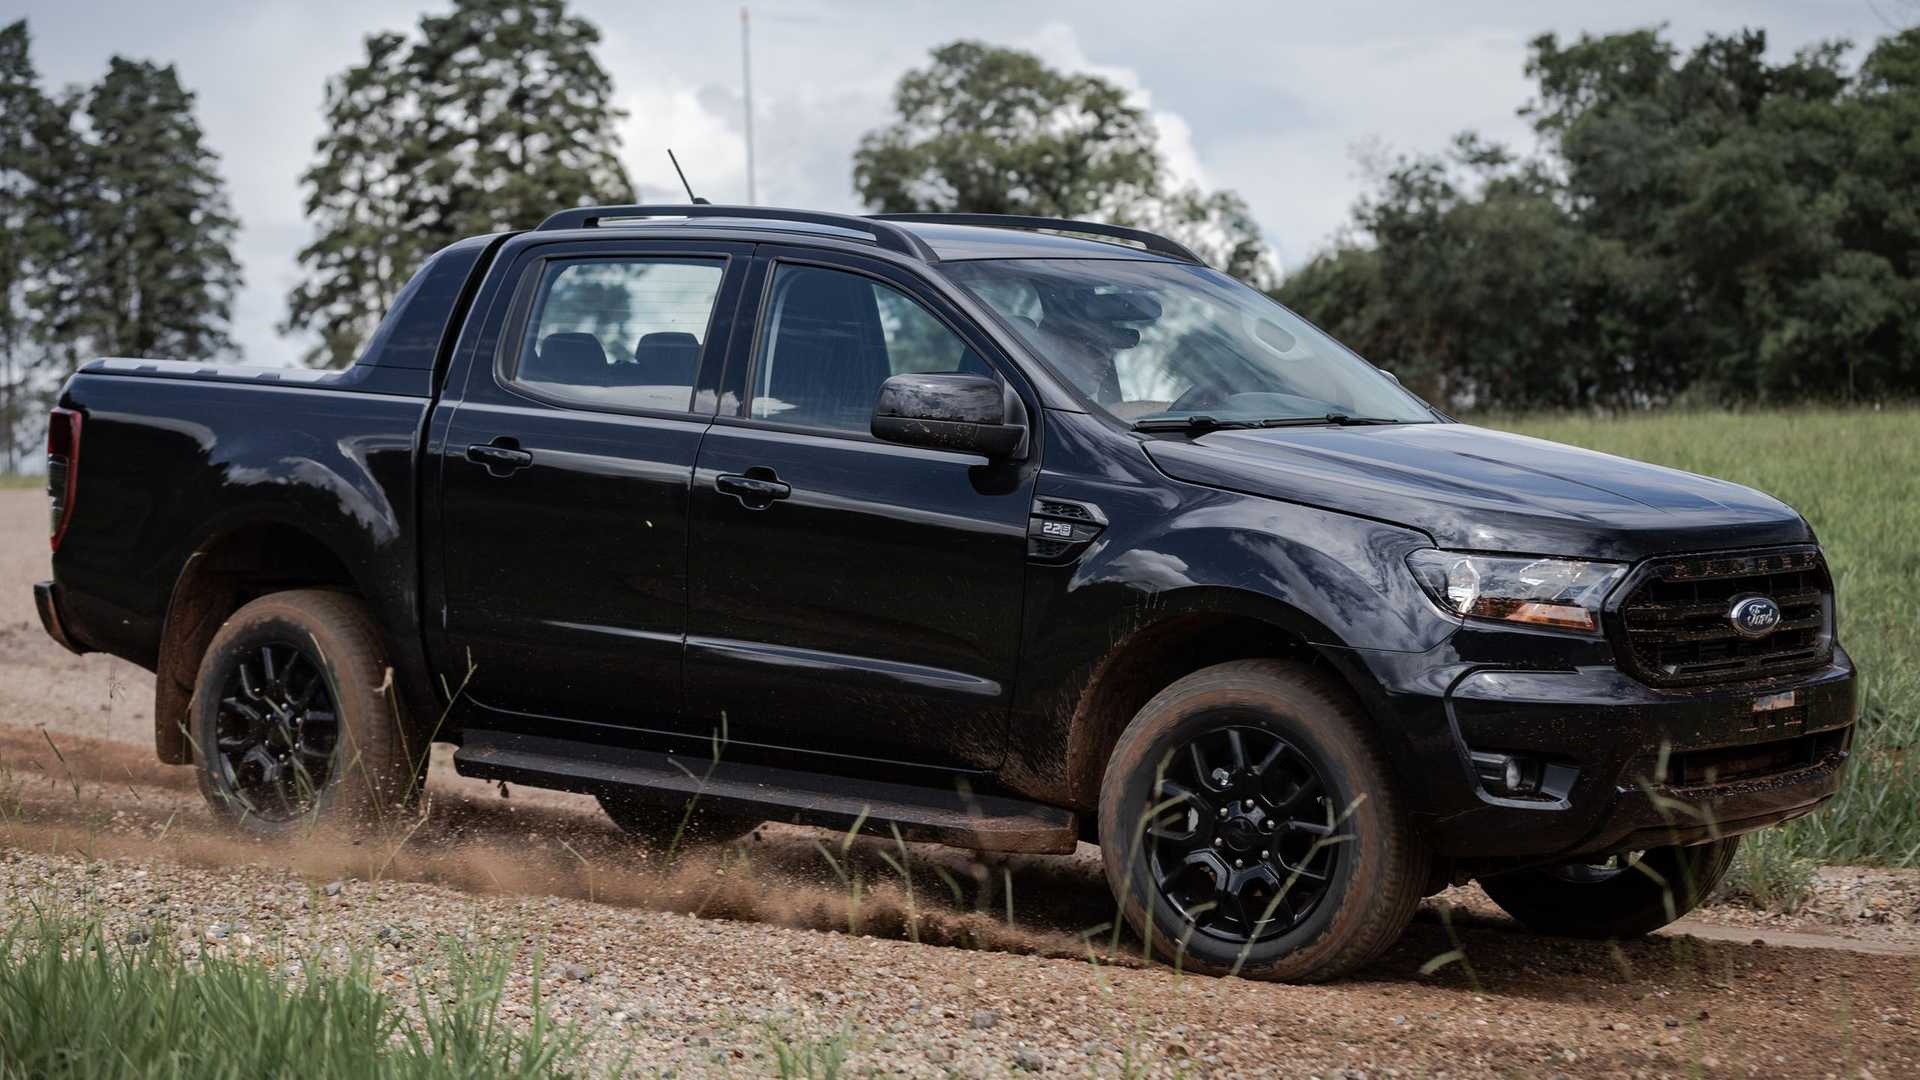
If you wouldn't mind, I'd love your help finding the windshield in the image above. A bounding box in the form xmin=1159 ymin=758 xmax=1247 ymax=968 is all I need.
xmin=943 ymin=258 xmax=1434 ymax=426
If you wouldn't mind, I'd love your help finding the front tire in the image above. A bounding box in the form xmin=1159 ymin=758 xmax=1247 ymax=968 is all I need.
xmin=1098 ymin=659 xmax=1427 ymax=982
xmin=1478 ymin=838 xmax=1741 ymax=939
xmin=189 ymin=590 xmax=422 ymax=835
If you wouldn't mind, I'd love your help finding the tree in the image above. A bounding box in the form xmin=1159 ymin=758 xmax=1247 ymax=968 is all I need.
xmin=59 ymin=58 xmax=241 ymax=363
xmin=1279 ymin=24 xmax=1920 ymax=409
xmin=854 ymin=41 xmax=1274 ymax=287
xmin=0 ymin=31 xmax=238 ymax=464
xmin=0 ymin=20 xmax=44 ymax=471
xmin=288 ymin=0 xmax=635 ymax=368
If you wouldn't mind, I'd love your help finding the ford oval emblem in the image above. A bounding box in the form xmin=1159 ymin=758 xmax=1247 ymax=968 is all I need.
xmin=1727 ymin=595 xmax=1783 ymax=639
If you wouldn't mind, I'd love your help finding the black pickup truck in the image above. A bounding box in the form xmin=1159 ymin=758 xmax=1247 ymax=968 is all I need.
xmin=35 ymin=206 xmax=1855 ymax=981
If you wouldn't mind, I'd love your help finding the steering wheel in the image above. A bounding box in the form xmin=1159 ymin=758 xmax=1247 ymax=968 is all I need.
xmin=1168 ymin=382 xmax=1231 ymax=414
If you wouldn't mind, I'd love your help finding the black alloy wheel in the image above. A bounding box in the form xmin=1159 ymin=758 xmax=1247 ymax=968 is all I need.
xmin=1145 ymin=720 xmax=1341 ymax=945
xmin=211 ymin=641 xmax=340 ymax=822
xmin=1100 ymin=659 xmax=1427 ymax=981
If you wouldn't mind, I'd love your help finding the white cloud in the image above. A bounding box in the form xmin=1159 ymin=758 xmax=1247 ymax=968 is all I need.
xmin=12 ymin=0 xmax=1879 ymax=366
xmin=1017 ymin=20 xmax=1210 ymax=189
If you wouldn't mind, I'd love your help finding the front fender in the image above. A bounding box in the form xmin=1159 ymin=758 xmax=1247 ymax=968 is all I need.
xmin=1004 ymin=446 xmax=1459 ymax=806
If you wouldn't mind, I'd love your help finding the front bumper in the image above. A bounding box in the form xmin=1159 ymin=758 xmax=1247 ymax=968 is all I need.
xmin=1395 ymin=647 xmax=1856 ymax=863
xmin=33 ymin=580 xmax=88 ymax=655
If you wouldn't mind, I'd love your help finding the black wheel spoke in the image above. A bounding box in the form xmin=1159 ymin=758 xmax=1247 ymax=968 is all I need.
xmin=1237 ymin=865 xmax=1297 ymax=936
xmin=1187 ymin=742 xmax=1213 ymax=788
xmin=1253 ymin=739 xmax=1287 ymax=776
xmin=1224 ymin=729 xmax=1247 ymax=772
xmin=1271 ymin=774 xmax=1323 ymax=816
xmin=291 ymin=669 xmax=321 ymax=709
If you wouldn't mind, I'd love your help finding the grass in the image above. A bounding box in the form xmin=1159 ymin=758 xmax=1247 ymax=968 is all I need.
xmin=0 ymin=913 xmax=591 ymax=1079
xmin=1491 ymin=407 xmax=1920 ymax=878
xmin=764 ymin=1020 xmax=857 ymax=1079
xmin=0 ymin=473 xmax=43 ymax=490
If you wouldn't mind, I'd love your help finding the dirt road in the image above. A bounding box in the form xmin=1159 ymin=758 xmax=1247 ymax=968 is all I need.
xmin=5 ymin=489 xmax=1918 ymax=1077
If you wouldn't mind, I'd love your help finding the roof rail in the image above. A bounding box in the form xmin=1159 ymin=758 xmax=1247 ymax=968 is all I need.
xmin=867 ymin=213 xmax=1205 ymax=265
xmin=533 ymin=204 xmax=939 ymax=261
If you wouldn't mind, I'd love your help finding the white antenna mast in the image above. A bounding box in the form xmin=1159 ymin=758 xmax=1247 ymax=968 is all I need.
xmin=741 ymin=6 xmax=756 ymax=204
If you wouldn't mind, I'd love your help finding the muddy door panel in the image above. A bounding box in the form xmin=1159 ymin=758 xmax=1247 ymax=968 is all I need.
xmin=686 ymin=424 xmax=1031 ymax=768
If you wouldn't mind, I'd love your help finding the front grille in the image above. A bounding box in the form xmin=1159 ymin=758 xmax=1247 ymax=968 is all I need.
xmin=1614 ymin=546 xmax=1833 ymax=687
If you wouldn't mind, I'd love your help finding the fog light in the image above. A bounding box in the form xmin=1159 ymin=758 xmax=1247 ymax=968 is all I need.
xmin=1471 ymin=751 xmax=1538 ymax=796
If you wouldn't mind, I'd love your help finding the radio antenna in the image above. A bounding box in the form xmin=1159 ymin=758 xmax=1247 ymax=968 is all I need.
xmin=667 ymin=149 xmax=710 ymax=205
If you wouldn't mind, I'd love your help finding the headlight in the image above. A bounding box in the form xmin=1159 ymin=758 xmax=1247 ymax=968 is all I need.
xmin=1405 ymin=550 xmax=1626 ymax=633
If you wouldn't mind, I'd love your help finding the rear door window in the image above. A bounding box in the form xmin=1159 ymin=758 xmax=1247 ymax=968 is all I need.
xmin=511 ymin=258 xmax=725 ymax=412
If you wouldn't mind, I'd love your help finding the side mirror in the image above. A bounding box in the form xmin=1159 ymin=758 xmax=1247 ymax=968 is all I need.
xmin=872 ymin=373 xmax=1027 ymax=458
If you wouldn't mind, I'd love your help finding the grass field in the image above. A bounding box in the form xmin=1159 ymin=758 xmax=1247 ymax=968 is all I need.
xmin=1496 ymin=408 xmax=1920 ymax=870
xmin=0 ymin=473 xmax=42 ymax=490
xmin=0 ymin=914 xmax=594 ymax=1079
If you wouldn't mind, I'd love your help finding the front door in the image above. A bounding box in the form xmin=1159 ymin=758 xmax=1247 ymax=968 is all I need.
xmin=685 ymin=249 xmax=1039 ymax=768
xmin=436 ymin=240 xmax=751 ymax=732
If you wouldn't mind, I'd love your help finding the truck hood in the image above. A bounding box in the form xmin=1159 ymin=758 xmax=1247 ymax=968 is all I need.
xmin=1141 ymin=422 xmax=1812 ymax=561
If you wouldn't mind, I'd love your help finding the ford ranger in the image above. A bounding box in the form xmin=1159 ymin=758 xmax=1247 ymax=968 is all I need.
xmin=34 ymin=205 xmax=1856 ymax=980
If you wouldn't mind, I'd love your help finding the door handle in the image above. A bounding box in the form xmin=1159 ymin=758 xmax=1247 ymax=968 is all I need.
xmin=715 ymin=468 xmax=790 ymax=509
xmin=466 ymin=439 xmax=533 ymax=477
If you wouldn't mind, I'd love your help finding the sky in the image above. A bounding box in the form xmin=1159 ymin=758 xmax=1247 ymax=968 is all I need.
xmin=11 ymin=0 xmax=1898 ymax=366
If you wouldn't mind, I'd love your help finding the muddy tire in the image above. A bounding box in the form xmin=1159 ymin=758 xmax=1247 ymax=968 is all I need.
xmin=188 ymin=590 xmax=422 ymax=835
xmin=1479 ymin=838 xmax=1741 ymax=939
xmin=597 ymin=793 xmax=760 ymax=850
xmin=1098 ymin=659 xmax=1427 ymax=982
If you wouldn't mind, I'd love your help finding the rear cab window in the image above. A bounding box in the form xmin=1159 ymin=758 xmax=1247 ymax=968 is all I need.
xmin=510 ymin=258 xmax=726 ymax=413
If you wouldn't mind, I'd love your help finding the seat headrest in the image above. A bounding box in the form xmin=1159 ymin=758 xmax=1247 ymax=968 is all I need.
xmin=618 ymin=330 xmax=702 ymax=387
xmin=531 ymin=332 xmax=610 ymax=386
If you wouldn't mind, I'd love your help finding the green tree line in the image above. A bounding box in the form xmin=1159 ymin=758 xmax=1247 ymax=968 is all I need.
xmin=1277 ymin=25 xmax=1920 ymax=411
xmin=0 ymin=19 xmax=238 ymax=471
xmin=8 ymin=6 xmax=1916 ymax=471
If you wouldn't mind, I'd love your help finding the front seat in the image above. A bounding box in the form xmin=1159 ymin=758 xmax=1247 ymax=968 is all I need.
xmin=759 ymin=270 xmax=890 ymax=430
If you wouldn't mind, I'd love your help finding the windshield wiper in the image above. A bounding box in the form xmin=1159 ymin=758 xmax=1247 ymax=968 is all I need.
xmin=1131 ymin=414 xmax=1267 ymax=432
xmin=1134 ymin=412 xmax=1405 ymax=433
xmin=1255 ymin=413 xmax=1402 ymax=427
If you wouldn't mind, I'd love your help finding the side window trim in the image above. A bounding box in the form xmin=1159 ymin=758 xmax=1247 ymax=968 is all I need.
xmin=493 ymin=248 xmax=741 ymax=420
xmin=727 ymin=253 xmax=1020 ymax=442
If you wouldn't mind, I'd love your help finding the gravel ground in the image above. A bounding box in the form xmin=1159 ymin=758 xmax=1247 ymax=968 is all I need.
xmin=7 ymin=487 xmax=1920 ymax=1076
xmin=7 ymin=834 xmax=1920 ymax=1079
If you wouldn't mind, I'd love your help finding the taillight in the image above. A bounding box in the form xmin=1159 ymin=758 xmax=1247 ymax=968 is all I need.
xmin=47 ymin=407 xmax=81 ymax=552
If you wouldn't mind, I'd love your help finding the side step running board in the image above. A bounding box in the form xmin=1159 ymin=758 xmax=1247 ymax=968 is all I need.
xmin=453 ymin=730 xmax=1079 ymax=855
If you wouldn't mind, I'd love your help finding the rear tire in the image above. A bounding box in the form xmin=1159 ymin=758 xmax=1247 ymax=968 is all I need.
xmin=597 ymin=793 xmax=760 ymax=850
xmin=189 ymin=590 xmax=422 ymax=835
xmin=1098 ymin=659 xmax=1427 ymax=982
xmin=1479 ymin=837 xmax=1741 ymax=939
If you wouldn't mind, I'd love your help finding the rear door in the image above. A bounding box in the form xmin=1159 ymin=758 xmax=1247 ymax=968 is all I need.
xmin=684 ymin=247 xmax=1040 ymax=769
xmin=433 ymin=238 xmax=752 ymax=733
